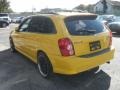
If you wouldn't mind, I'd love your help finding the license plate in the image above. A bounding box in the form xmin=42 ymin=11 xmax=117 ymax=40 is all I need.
xmin=89 ymin=41 xmax=101 ymax=51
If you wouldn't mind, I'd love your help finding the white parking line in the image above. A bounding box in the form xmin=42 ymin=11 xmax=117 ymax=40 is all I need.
xmin=0 ymin=44 xmax=9 ymax=51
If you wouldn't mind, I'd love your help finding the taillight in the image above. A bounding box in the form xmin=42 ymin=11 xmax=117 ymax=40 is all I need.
xmin=105 ymin=25 xmax=112 ymax=46
xmin=58 ymin=38 xmax=75 ymax=56
xmin=109 ymin=31 xmax=112 ymax=46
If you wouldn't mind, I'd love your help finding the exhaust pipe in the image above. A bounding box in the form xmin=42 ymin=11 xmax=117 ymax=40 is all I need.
xmin=107 ymin=61 xmax=110 ymax=64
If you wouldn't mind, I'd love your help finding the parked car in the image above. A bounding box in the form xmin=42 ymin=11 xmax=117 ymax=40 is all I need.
xmin=9 ymin=12 xmax=115 ymax=78
xmin=12 ymin=16 xmax=24 ymax=23
xmin=97 ymin=15 xmax=116 ymax=24
xmin=0 ymin=20 xmax=9 ymax=28
xmin=108 ymin=21 xmax=120 ymax=34
xmin=0 ymin=13 xmax=11 ymax=23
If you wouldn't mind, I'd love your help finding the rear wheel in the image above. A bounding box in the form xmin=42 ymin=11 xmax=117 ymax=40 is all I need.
xmin=9 ymin=38 xmax=16 ymax=52
xmin=37 ymin=52 xmax=53 ymax=78
xmin=89 ymin=66 xmax=99 ymax=73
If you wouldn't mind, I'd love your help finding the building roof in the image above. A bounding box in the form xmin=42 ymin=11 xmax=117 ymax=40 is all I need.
xmin=110 ymin=1 xmax=120 ymax=7
xmin=94 ymin=0 xmax=120 ymax=7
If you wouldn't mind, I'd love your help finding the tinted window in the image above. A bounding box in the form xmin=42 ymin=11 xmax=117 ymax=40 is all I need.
xmin=19 ymin=18 xmax=31 ymax=32
xmin=29 ymin=16 xmax=56 ymax=34
xmin=65 ymin=16 xmax=105 ymax=35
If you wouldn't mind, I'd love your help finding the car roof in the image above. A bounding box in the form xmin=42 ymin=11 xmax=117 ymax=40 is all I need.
xmin=28 ymin=12 xmax=97 ymax=19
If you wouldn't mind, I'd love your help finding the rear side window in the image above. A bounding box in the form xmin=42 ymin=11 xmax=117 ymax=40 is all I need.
xmin=28 ymin=16 xmax=56 ymax=34
xmin=65 ymin=16 xmax=105 ymax=35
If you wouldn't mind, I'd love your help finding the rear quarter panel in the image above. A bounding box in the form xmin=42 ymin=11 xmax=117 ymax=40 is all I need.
xmin=32 ymin=16 xmax=66 ymax=63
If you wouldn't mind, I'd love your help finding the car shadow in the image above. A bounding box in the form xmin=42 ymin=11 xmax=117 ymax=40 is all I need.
xmin=0 ymin=49 xmax=111 ymax=90
xmin=49 ymin=70 xmax=111 ymax=90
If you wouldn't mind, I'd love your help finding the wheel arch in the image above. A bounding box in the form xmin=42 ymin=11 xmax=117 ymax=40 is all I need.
xmin=37 ymin=50 xmax=54 ymax=78
xmin=37 ymin=50 xmax=53 ymax=66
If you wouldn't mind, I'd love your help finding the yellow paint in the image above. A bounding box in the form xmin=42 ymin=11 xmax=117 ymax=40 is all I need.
xmin=10 ymin=13 xmax=115 ymax=75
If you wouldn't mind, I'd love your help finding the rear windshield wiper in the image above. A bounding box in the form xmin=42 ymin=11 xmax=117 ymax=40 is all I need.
xmin=76 ymin=29 xmax=96 ymax=35
xmin=86 ymin=30 xmax=96 ymax=33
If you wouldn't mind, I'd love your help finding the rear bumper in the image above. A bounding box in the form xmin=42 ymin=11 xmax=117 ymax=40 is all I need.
xmin=51 ymin=46 xmax=115 ymax=75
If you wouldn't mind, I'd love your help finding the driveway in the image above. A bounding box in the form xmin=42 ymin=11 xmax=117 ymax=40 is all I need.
xmin=0 ymin=24 xmax=120 ymax=90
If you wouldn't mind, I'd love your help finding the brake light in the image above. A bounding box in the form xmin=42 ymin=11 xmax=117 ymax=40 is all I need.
xmin=109 ymin=31 xmax=112 ymax=46
xmin=58 ymin=38 xmax=75 ymax=56
xmin=105 ymin=25 xmax=112 ymax=46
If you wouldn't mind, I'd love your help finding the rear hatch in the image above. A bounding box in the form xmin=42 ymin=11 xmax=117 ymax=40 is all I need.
xmin=64 ymin=15 xmax=110 ymax=56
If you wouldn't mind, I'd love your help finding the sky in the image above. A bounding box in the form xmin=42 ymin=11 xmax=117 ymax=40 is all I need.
xmin=8 ymin=0 xmax=120 ymax=12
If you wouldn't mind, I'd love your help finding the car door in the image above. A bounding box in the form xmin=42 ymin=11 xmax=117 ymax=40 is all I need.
xmin=12 ymin=18 xmax=32 ymax=54
xmin=21 ymin=16 xmax=57 ymax=62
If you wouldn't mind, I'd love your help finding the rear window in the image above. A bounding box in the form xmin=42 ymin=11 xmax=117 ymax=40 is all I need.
xmin=65 ymin=16 xmax=105 ymax=35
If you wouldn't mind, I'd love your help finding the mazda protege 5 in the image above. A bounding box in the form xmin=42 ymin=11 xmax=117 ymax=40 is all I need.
xmin=10 ymin=12 xmax=115 ymax=78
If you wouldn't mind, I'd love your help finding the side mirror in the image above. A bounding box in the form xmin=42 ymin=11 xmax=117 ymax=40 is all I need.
xmin=15 ymin=27 xmax=19 ymax=32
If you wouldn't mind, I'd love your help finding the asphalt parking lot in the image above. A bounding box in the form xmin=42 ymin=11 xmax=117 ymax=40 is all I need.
xmin=0 ymin=24 xmax=120 ymax=90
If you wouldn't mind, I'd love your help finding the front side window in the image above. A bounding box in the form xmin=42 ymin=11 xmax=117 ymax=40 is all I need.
xmin=19 ymin=18 xmax=31 ymax=32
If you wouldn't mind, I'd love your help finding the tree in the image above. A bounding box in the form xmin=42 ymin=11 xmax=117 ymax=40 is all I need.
xmin=86 ymin=5 xmax=94 ymax=13
xmin=74 ymin=4 xmax=94 ymax=13
xmin=74 ymin=4 xmax=86 ymax=10
xmin=5 ymin=8 xmax=13 ymax=13
xmin=0 ymin=0 xmax=12 ymax=13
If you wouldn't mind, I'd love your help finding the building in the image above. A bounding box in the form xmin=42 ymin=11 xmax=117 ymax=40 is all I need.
xmin=94 ymin=0 xmax=120 ymax=15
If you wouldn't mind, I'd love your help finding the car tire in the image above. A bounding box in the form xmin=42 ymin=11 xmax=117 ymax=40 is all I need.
xmin=9 ymin=38 xmax=16 ymax=52
xmin=37 ymin=52 xmax=53 ymax=78
xmin=89 ymin=66 xmax=99 ymax=73
xmin=2 ymin=23 xmax=7 ymax=28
